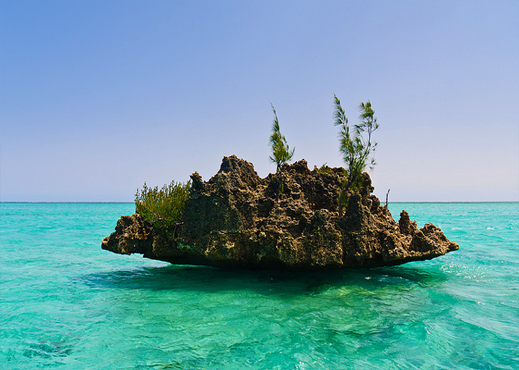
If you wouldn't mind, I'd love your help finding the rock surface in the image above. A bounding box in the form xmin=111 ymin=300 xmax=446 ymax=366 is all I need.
xmin=102 ymin=155 xmax=458 ymax=270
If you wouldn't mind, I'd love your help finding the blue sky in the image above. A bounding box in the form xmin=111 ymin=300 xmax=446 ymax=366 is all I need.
xmin=1 ymin=0 xmax=518 ymax=202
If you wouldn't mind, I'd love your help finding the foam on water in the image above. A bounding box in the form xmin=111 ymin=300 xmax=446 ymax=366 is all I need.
xmin=1 ymin=202 xmax=518 ymax=369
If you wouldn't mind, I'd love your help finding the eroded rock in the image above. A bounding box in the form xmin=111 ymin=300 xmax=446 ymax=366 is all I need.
xmin=102 ymin=155 xmax=459 ymax=270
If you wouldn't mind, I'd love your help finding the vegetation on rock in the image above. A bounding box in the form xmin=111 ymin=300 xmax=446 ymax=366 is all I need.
xmin=269 ymin=102 xmax=295 ymax=172
xmin=334 ymin=94 xmax=379 ymax=190
xmin=135 ymin=180 xmax=191 ymax=228
xmin=333 ymin=94 xmax=379 ymax=214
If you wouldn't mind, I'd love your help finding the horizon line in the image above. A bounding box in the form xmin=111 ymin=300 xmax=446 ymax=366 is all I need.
xmin=1 ymin=201 xmax=517 ymax=204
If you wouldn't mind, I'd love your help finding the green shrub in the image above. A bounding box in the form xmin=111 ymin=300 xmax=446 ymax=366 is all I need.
xmin=135 ymin=180 xmax=191 ymax=228
xmin=316 ymin=164 xmax=333 ymax=175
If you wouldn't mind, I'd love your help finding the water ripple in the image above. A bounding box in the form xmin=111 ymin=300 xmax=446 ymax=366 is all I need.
xmin=1 ymin=202 xmax=518 ymax=369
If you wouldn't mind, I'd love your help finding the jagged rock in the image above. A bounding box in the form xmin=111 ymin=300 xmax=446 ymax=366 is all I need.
xmin=102 ymin=155 xmax=459 ymax=270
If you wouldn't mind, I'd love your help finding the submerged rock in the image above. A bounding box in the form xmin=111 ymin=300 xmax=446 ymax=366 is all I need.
xmin=102 ymin=155 xmax=458 ymax=270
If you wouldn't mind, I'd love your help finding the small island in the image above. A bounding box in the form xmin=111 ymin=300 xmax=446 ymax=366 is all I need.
xmin=102 ymin=155 xmax=458 ymax=270
xmin=102 ymin=97 xmax=458 ymax=270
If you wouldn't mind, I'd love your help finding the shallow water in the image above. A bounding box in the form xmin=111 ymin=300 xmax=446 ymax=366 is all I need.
xmin=1 ymin=202 xmax=518 ymax=369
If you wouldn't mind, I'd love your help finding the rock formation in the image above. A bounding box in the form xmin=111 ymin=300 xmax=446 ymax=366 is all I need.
xmin=102 ymin=155 xmax=458 ymax=270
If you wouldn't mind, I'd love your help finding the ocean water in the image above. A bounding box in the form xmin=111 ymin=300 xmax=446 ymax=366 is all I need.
xmin=1 ymin=202 xmax=518 ymax=369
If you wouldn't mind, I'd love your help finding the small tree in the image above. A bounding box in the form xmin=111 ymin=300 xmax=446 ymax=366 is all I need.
xmin=269 ymin=102 xmax=295 ymax=172
xmin=334 ymin=95 xmax=379 ymax=213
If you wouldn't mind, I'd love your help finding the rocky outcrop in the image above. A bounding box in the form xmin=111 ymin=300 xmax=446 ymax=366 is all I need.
xmin=102 ymin=155 xmax=458 ymax=270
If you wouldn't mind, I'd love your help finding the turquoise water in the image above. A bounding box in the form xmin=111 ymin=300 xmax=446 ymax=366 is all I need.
xmin=1 ymin=202 xmax=518 ymax=369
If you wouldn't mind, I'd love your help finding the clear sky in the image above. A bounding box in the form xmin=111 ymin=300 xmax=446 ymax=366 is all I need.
xmin=1 ymin=0 xmax=518 ymax=202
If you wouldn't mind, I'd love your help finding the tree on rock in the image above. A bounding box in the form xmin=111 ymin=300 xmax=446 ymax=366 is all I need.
xmin=269 ymin=102 xmax=295 ymax=172
xmin=334 ymin=94 xmax=379 ymax=214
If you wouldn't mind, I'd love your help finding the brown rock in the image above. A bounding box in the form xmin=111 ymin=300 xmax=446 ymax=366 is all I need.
xmin=102 ymin=155 xmax=459 ymax=270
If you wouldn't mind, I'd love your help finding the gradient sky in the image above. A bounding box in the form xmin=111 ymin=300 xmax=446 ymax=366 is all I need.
xmin=1 ymin=0 xmax=518 ymax=202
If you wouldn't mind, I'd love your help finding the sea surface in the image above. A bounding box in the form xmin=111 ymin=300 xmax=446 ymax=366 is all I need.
xmin=1 ymin=202 xmax=518 ymax=369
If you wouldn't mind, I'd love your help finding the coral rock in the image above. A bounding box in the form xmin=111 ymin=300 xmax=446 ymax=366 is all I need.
xmin=102 ymin=155 xmax=459 ymax=270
